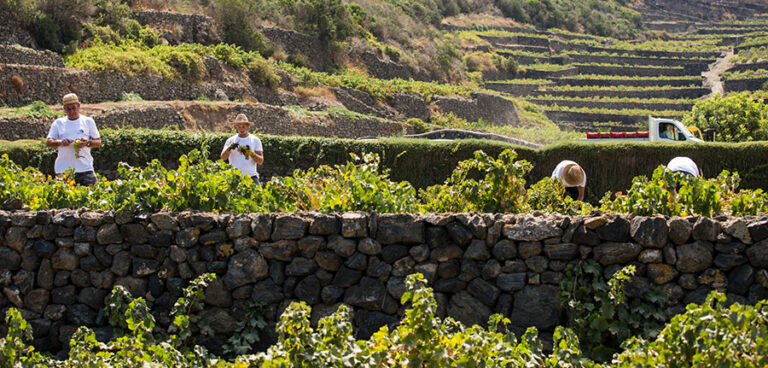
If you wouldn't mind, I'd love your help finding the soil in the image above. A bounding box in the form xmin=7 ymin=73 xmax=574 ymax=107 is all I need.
xmin=701 ymin=50 xmax=735 ymax=98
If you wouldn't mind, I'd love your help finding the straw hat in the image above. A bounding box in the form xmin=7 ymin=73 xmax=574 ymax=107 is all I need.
xmin=62 ymin=93 xmax=79 ymax=106
xmin=562 ymin=163 xmax=585 ymax=187
xmin=231 ymin=113 xmax=252 ymax=126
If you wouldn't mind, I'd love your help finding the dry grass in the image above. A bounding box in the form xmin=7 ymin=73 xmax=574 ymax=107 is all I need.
xmin=294 ymin=86 xmax=336 ymax=99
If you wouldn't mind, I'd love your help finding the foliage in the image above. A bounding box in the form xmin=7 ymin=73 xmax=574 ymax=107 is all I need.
xmin=0 ymin=308 xmax=55 ymax=367
xmin=214 ymin=0 xmax=274 ymax=57
xmin=600 ymin=165 xmax=768 ymax=217
xmin=613 ymin=291 xmax=768 ymax=368
xmin=682 ymin=92 xmax=768 ymax=142
xmin=248 ymin=58 xmax=282 ymax=89
xmin=405 ymin=118 xmax=429 ymax=134
xmin=560 ymin=260 xmax=667 ymax=362
xmin=3 ymin=0 xmax=92 ymax=53
xmin=222 ymin=301 xmax=267 ymax=357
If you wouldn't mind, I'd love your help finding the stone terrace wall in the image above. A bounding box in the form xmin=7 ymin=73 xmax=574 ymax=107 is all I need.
xmin=0 ymin=45 xmax=63 ymax=67
xmin=0 ymin=7 xmax=35 ymax=48
xmin=261 ymin=27 xmax=333 ymax=72
xmin=432 ymin=92 xmax=521 ymax=126
xmin=132 ymin=10 xmax=222 ymax=45
xmin=2 ymin=211 xmax=768 ymax=356
xmin=724 ymin=77 xmax=768 ymax=93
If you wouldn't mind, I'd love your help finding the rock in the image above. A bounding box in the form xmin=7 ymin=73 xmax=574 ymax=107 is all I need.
xmin=496 ymin=273 xmax=526 ymax=291
xmin=446 ymin=221 xmax=473 ymax=246
xmin=332 ymin=267 xmax=362 ymax=288
xmin=251 ymin=280 xmax=283 ymax=304
xmin=67 ymin=304 xmax=97 ymax=325
xmin=295 ymin=236 xmax=323 ymax=258
xmin=747 ymin=219 xmax=768 ymax=243
xmin=509 ymin=285 xmax=560 ymax=330
xmin=676 ymin=241 xmax=713 ymax=273
xmin=377 ymin=214 xmax=424 ymax=244
xmin=259 ymin=240 xmax=297 ymax=261
xmin=746 ymin=240 xmax=768 ymax=268
xmin=150 ymin=212 xmax=178 ymax=231
xmin=525 ymin=256 xmax=548 ymax=273
xmin=77 ymin=288 xmax=108 ymax=310
xmin=358 ymin=238 xmax=382 ymax=256
xmin=344 ymin=277 xmax=386 ymax=310
xmin=0 ymin=248 xmax=21 ymax=271
xmin=593 ymin=242 xmax=642 ymax=265
xmin=345 ymin=253 xmax=367 ymax=271
xmin=366 ymin=257 xmax=391 ymax=279
xmin=639 ymin=249 xmax=664 ymax=263
xmin=713 ymin=254 xmax=748 ymax=270
xmin=132 ymin=258 xmax=160 ymax=277
xmin=175 ymin=228 xmax=199 ymax=248
xmin=426 ymin=226 xmax=452 ymax=248
xmin=572 ymin=225 xmax=600 ymax=246
xmin=465 ymin=239 xmax=490 ymax=260
xmin=5 ymin=227 xmax=26 ymax=252
xmin=647 ymin=264 xmax=678 ymax=284
xmin=341 ymin=213 xmax=368 ymax=238
xmin=51 ymin=249 xmax=79 ymax=271
xmin=203 ymin=309 xmax=237 ymax=335
xmin=448 ymin=291 xmax=492 ymax=327
xmin=678 ymin=274 xmax=698 ymax=290
xmin=663 ymin=245 xmax=677 ymax=264
xmin=683 ymin=286 xmax=713 ymax=305
xmin=51 ymin=285 xmax=76 ymax=305
xmin=630 ymin=216 xmax=668 ymax=248
xmin=391 ymin=257 xmax=415 ymax=277
xmin=596 ymin=217 xmax=630 ymax=242
xmin=431 ymin=244 xmax=464 ymax=262
xmin=492 ymin=240 xmax=517 ymax=260
xmin=295 ymin=275 xmax=321 ymax=304
xmin=667 ymin=217 xmax=692 ymax=245
xmin=52 ymin=211 xmax=79 ymax=228
xmin=716 ymin=242 xmax=746 ymax=254
xmin=250 ymin=214 xmax=273 ymax=241
xmin=438 ymin=260 xmax=461 ymax=279
xmin=307 ymin=213 xmax=339 ymax=235
xmin=409 ymin=244 xmax=430 ymax=262
xmin=44 ymin=304 xmax=66 ymax=321
xmin=315 ymin=251 xmax=342 ymax=272
xmin=697 ymin=268 xmax=727 ymax=289
xmin=728 ymin=264 xmax=754 ymax=294
xmin=227 ymin=215 xmax=251 ymax=239
xmin=24 ymin=289 xmax=50 ymax=314
xmin=328 ymin=235 xmax=356 ymax=257
xmin=271 ymin=216 xmax=308 ymax=240
xmin=381 ymin=244 xmax=409 ymax=263
xmin=517 ymin=242 xmax=542 ymax=259
xmin=321 ymin=285 xmax=343 ymax=303
xmin=386 ymin=277 xmax=406 ymax=300
xmin=467 ymin=278 xmax=499 ymax=307
xmin=120 ymin=224 xmax=148 ymax=244
xmin=224 ymin=249 xmax=268 ymax=289
xmin=286 ymin=257 xmax=318 ymax=276
xmin=692 ymin=217 xmax=719 ymax=242
xmin=481 ymin=259 xmax=501 ymax=280
xmin=723 ymin=218 xmax=751 ymax=244
xmin=542 ymin=271 xmax=561 ymax=285
xmin=583 ymin=216 xmax=607 ymax=230
xmin=543 ymin=243 xmax=578 ymax=261
xmin=503 ymin=216 xmax=562 ymax=241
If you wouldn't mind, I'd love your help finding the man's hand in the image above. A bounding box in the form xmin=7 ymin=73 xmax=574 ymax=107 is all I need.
xmin=61 ymin=138 xmax=73 ymax=146
xmin=227 ymin=142 xmax=239 ymax=151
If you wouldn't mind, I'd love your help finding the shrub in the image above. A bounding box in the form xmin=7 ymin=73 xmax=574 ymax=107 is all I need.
xmin=406 ymin=117 xmax=429 ymax=134
xmin=382 ymin=45 xmax=401 ymax=62
xmin=281 ymin=0 xmax=357 ymax=43
xmin=247 ymin=58 xmax=281 ymax=90
xmin=682 ymin=92 xmax=768 ymax=142
xmin=286 ymin=53 xmax=310 ymax=68
xmin=214 ymin=0 xmax=274 ymax=57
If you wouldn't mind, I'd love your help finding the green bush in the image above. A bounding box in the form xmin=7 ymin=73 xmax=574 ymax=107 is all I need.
xmin=406 ymin=118 xmax=429 ymax=134
xmin=682 ymin=92 xmax=768 ymax=142
xmin=248 ymin=58 xmax=282 ymax=89
xmin=280 ymin=0 xmax=356 ymax=43
xmin=214 ymin=0 xmax=274 ymax=57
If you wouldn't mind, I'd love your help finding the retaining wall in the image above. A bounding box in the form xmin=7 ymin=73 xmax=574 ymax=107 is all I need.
xmin=575 ymin=65 xmax=696 ymax=77
xmin=525 ymin=98 xmax=694 ymax=112
xmin=567 ymin=54 xmax=711 ymax=72
xmin=580 ymin=46 xmax=721 ymax=60
xmin=132 ymin=10 xmax=222 ymax=45
xmin=0 ymin=7 xmax=35 ymax=48
xmin=484 ymin=82 xmax=553 ymax=97
xmin=552 ymin=77 xmax=701 ymax=88
xmin=532 ymin=87 xmax=710 ymax=99
xmin=724 ymin=77 xmax=768 ymax=93
xmin=432 ymin=92 xmax=521 ymax=126
xmin=261 ymin=27 xmax=334 ymax=72
xmin=0 ymin=45 xmax=63 ymax=67
xmin=726 ymin=62 xmax=768 ymax=73
xmin=544 ymin=110 xmax=652 ymax=126
xmin=2 ymin=210 xmax=767 ymax=356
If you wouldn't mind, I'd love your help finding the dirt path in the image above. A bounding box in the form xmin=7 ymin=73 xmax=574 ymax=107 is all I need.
xmin=702 ymin=49 xmax=735 ymax=98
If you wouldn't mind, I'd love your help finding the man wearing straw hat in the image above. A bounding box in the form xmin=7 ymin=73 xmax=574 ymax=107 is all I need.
xmin=220 ymin=113 xmax=264 ymax=185
xmin=551 ymin=160 xmax=586 ymax=201
xmin=45 ymin=93 xmax=101 ymax=186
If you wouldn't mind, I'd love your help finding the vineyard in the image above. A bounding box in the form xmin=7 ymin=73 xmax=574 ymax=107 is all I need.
xmin=3 ymin=0 xmax=768 ymax=366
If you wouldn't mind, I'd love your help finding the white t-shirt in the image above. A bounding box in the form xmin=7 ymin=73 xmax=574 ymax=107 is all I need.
xmin=667 ymin=157 xmax=700 ymax=177
xmin=551 ymin=160 xmax=586 ymax=187
xmin=47 ymin=116 xmax=100 ymax=174
xmin=221 ymin=134 xmax=263 ymax=177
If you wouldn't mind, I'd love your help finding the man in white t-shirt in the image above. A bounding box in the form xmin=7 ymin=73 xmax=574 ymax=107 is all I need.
xmin=552 ymin=160 xmax=586 ymax=201
xmin=220 ymin=113 xmax=264 ymax=185
xmin=45 ymin=93 xmax=102 ymax=186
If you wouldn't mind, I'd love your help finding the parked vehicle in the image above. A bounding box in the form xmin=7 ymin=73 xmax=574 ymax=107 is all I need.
xmin=584 ymin=116 xmax=714 ymax=142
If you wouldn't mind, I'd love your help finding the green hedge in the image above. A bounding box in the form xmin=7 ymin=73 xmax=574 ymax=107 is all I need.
xmin=4 ymin=128 xmax=768 ymax=203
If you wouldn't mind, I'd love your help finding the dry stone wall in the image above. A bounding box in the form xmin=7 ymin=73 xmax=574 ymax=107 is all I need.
xmin=132 ymin=10 xmax=222 ymax=45
xmin=2 ymin=210 xmax=768 ymax=356
xmin=0 ymin=45 xmax=63 ymax=67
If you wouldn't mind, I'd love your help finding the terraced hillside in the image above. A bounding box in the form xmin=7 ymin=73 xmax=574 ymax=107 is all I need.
xmin=1 ymin=0 xmax=767 ymax=144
